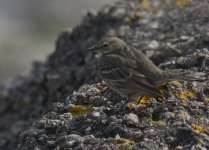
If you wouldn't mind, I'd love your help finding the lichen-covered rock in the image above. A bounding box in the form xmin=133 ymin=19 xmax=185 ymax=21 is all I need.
xmin=18 ymin=52 xmax=209 ymax=149
xmin=1 ymin=0 xmax=209 ymax=149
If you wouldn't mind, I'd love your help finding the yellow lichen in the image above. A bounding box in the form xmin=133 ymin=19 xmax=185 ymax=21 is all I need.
xmin=137 ymin=96 xmax=151 ymax=107
xmin=140 ymin=0 xmax=151 ymax=9
xmin=192 ymin=124 xmax=206 ymax=133
xmin=137 ymin=94 xmax=165 ymax=107
xmin=127 ymin=103 xmax=137 ymax=109
xmin=86 ymin=87 xmax=101 ymax=93
xmin=198 ymin=139 xmax=206 ymax=145
xmin=176 ymin=0 xmax=192 ymax=7
xmin=180 ymin=110 xmax=189 ymax=117
xmin=147 ymin=118 xmax=167 ymax=126
xmin=168 ymin=81 xmax=198 ymax=101
xmin=69 ymin=105 xmax=93 ymax=116
xmin=178 ymin=90 xmax=197 ymax=100
xmin=125 ymin=12 xmax=145 ymax=24
xmin=155 ymin=120 xmax=167 ymax=126
xmin=204 ymin=97 xmax=209 ymax=103
xmin=113 ymin=137 xmax=134 ymax=149
xmin=134 ymin=12 xmax=144 ymax=19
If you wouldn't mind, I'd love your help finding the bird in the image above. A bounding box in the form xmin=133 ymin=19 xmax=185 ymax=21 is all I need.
xmin=86 ymin=37 xmax=204 ymax=101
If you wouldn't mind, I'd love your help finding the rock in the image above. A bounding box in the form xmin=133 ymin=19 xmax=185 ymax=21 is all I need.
xmin=0 ymin=0 xmax=209 ymax=149
xmin=111 ymin=7 xmax=126 ymax=20
xmin=123 ymin=113 xmax=139 ymax=126
xmin=92 ymin=112 xmax=101 ymax=117
xmin=148 ymin=40 xmax=159 ymax=49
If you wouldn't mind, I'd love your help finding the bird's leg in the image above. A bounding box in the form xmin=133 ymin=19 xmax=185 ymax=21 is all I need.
xmin=123 ymin=98 xmax=130 ymax=108
xmin=166 ymin=82 xmax=173 ymax=93
xmin=155 ymin=85 xmax=166 ymax=102
xmin=137 ymin=96 xmax=144 ymax=105
xmin=119 ymin=96 xmax=130 ymax=111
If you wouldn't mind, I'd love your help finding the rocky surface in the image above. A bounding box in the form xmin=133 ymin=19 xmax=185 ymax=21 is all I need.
xmin=0 ymin=0 xmax=209 ymax=149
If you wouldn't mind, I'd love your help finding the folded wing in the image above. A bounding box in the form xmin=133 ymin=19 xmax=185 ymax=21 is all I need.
xmin=99 ymin=54 xmax=162 ymax=97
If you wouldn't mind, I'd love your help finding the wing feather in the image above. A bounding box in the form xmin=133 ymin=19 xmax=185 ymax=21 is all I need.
xmin=99 ymin=54 xmax=162 ymax=97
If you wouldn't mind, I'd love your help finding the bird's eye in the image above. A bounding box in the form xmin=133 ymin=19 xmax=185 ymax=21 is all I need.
xmin=103 ymin=43 xmax=108 ymax=48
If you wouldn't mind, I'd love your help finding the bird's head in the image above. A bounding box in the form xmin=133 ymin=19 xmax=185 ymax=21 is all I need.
xmin=86 ymin=37 xmax=126 ymax=56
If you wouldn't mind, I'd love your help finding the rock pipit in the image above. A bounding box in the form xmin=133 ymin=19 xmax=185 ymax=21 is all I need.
xmin=86 ymin=37 xmax=204 ymax=102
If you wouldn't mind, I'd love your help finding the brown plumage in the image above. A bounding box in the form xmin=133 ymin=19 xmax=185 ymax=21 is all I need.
xmin=86 ymin=37 xmax=204 ymax=100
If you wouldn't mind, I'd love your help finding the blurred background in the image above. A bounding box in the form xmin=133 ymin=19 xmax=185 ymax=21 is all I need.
xmin=0 ymin=0 xmax=116 ymax=83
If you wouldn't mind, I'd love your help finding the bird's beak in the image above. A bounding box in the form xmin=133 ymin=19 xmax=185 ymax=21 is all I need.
xmin=85 ymin=46 xmax=99 ymax=52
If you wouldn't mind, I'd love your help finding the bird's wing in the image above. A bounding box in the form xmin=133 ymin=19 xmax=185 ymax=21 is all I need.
xmin=99 ymin=54 xmax=162 ymax=97
xmin=128 ymin=46 xmax=163 ymax=80
xmin=99 ymin=54 xmax=138 ymax=69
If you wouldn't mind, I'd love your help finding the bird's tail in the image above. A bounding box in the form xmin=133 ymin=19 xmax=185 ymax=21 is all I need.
xmin=164 ymin=72 xmax=205 ymax=82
